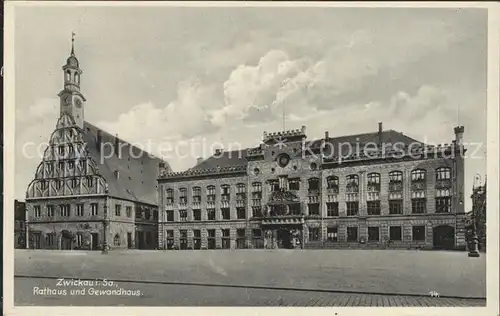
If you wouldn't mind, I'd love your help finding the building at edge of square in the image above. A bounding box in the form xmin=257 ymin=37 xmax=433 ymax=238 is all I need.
xmin=158 ymin=123 xmax=467 ymax=251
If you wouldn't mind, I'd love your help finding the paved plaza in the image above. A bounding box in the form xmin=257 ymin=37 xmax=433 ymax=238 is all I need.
xmin=14 ymin=249 xmax=486 ymax=306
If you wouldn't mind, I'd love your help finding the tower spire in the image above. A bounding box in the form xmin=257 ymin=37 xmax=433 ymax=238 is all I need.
xmin=71 ymin=31 xmax=76 ymax=56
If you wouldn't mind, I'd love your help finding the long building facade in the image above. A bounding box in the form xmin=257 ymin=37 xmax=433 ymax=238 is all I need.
xmin=158 ymin=124 xmax=467 ymax=250
xmin=24 ymin=39 xmax=171 ymax=250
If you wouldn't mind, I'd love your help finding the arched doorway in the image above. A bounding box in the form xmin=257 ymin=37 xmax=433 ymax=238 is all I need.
xmin=433 ymin=225 xmax=455 ymax=250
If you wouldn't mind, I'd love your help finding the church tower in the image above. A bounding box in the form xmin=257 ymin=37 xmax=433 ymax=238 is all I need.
xmin=58 ymin=32 xmax=86 ymax=129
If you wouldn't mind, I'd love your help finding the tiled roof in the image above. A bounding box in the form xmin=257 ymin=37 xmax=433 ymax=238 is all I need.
xmin=83 ymin=121 xmax=171 ymax=205
xmin=189 ymin=130 xmax=422 ymax=171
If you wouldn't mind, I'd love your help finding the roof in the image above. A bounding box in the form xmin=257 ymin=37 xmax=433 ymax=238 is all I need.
xmin=82 ymin=121 xmax=171 ymax=205
xmin=189 ymin=130 xmax=422 ymax=171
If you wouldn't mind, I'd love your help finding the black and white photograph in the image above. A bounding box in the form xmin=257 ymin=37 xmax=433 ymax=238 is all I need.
xmin=2 ymin=1 xmax=499 ymax=314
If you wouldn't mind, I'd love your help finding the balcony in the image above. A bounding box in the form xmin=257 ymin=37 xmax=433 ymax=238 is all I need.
xmin=436 ymin=179 xmax=452 ymax=189
xmin=389 ymin=182 xmax=403 ymax=192
xmin=308 ymin=189 xmax=320 ymax=196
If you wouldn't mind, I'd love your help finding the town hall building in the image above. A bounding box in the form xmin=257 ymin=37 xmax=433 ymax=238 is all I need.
xmin=24 ymin=37 xmax=171 ymax=251
xmin=158 ymin=124 xmax=467 ymax=251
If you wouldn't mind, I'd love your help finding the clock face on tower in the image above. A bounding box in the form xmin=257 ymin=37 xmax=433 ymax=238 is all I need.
xmin=75 ymin=98 xmax=82 ymax=108
xmin=63 ymin=95 xmax=71 ymax=106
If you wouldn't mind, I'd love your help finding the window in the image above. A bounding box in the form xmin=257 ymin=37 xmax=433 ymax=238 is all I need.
xmin=237 ymin=207 xmax=246 ymax=219
xmin=411 ymin=169 xmax=426 ymax=181
xmin=193 ymin=229 xmax=201 ymax=250
xmin=327 ymin=227 xmax=338 ymax=242
xmin=368 ymin=227 xmax=380 ymax=241
xmin=252 ymin=229 xmax=264 ymax=249
xmin=326 ymin=176 xmax=339 ymax=192
xmin=327 ymin=202 xmax=339 ymax=217
xmin=412 ymin=226 xmax=426 ymax=241
xmin=236 ymin=184 xmax=246 ymax=201
xmin=40 ymin=180 xmax=48 ymax=190
xmin=179 ymin=188 xmax=187 ymax=204
xmin=91 ymin=203 xmax=98 ymax=216
xmin=367 ymin=201 xmax=381 ymax=215
xmin=179 ymin=230 xmax=188 ymax=250
xmin=236 ymin=229 xmax=246 ymax=249
xmin=389 ymin=171 xmax=403 ymax=191
xmin=367 ymin=173 xmax=381 ymax=191
xmin=289 ymin=178 xmax=300 ymax=191
xmin=56 ymin=180 xmax=63 ymax=190
xmin=34 ymin=205 xmax=41 ymax=217
xmin=207 ymin=208 xmax=216 ymax=221
xmin=221 ymin=208 xmax=230 ymax=220
xmin=113 ymin=234 xmax=120 ymax=246
xmin=436 ymin=167 xmax=451 ymax=180
xmin=207 ymin=185 xmax=216 ymax=202
xmin=251 ymin=182 xmax=262 ymax=202
xmin=269 ymin=180 xmax=279 ymax=192
xmin=58 ymin=161 xmax=65 ymax=171
xmin=436 ymin=197 xmax=452 ymax=213
xmin=68 ymin=145 xmax=74 ymax=156
xmin=60 ymin=205 xmax=70 ymax=217
xmin=308 ymin=227 xmax=320 ymax=241
xmin=193 ymin=187 xmax=201 ymax=203
xmin=207 ymin=229 xmax=216 ymax=249
xmin=179 ymin=210 xmax=188 ymax=222
xmin=308 ymin=204 xmax=320 ymax=216
xmin=412 ymin=199 xmax=426 ymax=214
xmin=47 ymin=163 xmax=54 ymax=173
xmin=47 ymin=205 xmax=55 ymax=217
xmin=71 ymin=178 xmax=78 ymax=188
xmin=153 ymin=210 xmax=158 ymax=220
xmin=166 ymin=189 xmax=174 ymax=204
xmin=68 ymin=161 xmax=75 ymax=169
xmin=390 ymin=226 xmax=402 ymax=241
xmin=252 ymin=206 xmax=263 ymax=218
xmin=166 ymin=230 xmax=174 ymax=250
xmin=346 ymin=201 xmax=359 ymax=216
xmin=115 ymin=205 xmax=121 ymax=216
xmin=389 ymin=200 xmax=403 ymax=214
xmin=75 ymin=233 xmax=83 ymax=248
xmin=289 ymin=203 xmax=301 ymax=215
xmin=221 ymin=185 xmax=230 ymax=201
xmin=76 ymin=204 xmax=84 ymax=216
xmin=145 ymin=208 xmax=152 ymax=220
xmin=347 ymin=227 xmax=358 ymax=241
xmin=126 ymin=206 xmax=132 ymax=217
xmin=78 ymin=160 xmax=86 ymax=171
xmin=193 ymin=209 xmax=201 ymax=221
xmin=308 ymin=178 xmax=320 ymax=192
xmin=222 ymin=229 xmax=230 ymax=249
xmin=346 ymin=175 xmax=359 ymax=192
xmin=46 ymin=233 xmax=56 ymax=247
xmin=58 ymin=145 xmax=65 ymax=156
xmin=166 ymin=210 xmax=174 ymax=222
xmin=86 ymin=177 xmax=93 ymax=187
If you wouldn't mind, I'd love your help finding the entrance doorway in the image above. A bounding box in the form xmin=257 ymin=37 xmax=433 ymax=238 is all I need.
xmin=127 ymin=233 xmax=132 ymax=249
xmin=32 ymin=233 xmax=42 ymax=249
xmin=433 ymin=225 xmax=455 ymax=250
xmin=91 ymin=233 xmax=99 ymax=250
xmin=277 ymin=229 xmax=293 ymax=249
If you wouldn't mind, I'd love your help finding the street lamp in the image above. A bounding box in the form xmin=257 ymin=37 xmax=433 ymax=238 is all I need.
xmin=102 ymin=197 xmax=109 ymax=254
xmin=468 ymin=174 xmax=481 ymax=257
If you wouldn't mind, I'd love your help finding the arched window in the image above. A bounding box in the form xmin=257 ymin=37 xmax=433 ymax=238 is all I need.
xmin=192 ymin=186 xmax=201 ymax=203
xmin=207 ymin=185 xmax=216 ymax=202
xmin=436 ymin=167 xmax=451 ymax=180
xmin=221 ymin=184 xmax=230 ymax=201
xmin=326 ymin=176 xmax=339 ymax=193
xmin=389 ymin=171 xmax=404 ymax=214
xmin=389 ymin=171 xmax=403 ymax=183
xmin=346 ymin=174 xmax=359 ymax=193
xmin=75 ymin=73 xmax=80 ymax=85
xmin=411 ymin=169 xmax=426 ymax=182
xmin=113 ymin=234 xmax=120 ymax=247
xmin=179 ymin=188 xmax=187 ymax=204
xmin=66 ymin=70 xmax=71 ymax=81
xmin=166 ymin=188 xmax=174 ymax=204
xmin=236 ymin=183 xmax=246 ymax=201
xmin=367 ymin=173 xmax=381 ymax=192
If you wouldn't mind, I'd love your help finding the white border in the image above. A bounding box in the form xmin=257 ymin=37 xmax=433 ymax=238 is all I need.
xmin=3 ymin=2 xmax=499 ymax=316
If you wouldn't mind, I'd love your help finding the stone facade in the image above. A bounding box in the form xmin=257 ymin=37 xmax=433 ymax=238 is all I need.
xmin=158 ymin=125 xmax=467 ymax=251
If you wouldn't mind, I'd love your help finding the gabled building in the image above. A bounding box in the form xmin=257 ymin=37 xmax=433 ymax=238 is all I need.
xmin=24 ymin=37 xmax=171 ymax=250
xmin=158 ymin=124 xmax=467 ymax=251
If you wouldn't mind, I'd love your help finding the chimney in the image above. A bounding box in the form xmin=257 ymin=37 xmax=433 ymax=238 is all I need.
xmin=96 ymin=130 xmax=102 ymax=151
xmin=325 ymin=131 xmax=329 ymax=140
xmin=301 ymin=125 xmax=307 ymax=134
xmin=378 ymin=122 xmax=383 ymax=148
xmin=196 ymin=157 xmax=204 ymax=165
xmin=114 ymin=170 xmax=120 ymax=180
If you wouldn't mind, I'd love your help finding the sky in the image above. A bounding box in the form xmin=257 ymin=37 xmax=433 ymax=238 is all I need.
xmin=13 ymin=5 xmax=487 ymax=209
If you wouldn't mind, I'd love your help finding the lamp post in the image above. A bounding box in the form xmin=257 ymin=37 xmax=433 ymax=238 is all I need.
xmin=102 ymin=196 xmax=109 ymax=254
xmin=468 ymin=174 xmax=481 ymax=257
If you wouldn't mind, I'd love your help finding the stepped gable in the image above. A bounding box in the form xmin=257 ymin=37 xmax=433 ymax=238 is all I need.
xmin=82 ymin=121 xmax=171 ymax=205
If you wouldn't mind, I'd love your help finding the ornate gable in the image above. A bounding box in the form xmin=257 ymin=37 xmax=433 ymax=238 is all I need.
xmin=26 ymin=114 xmax=107 ymax=198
